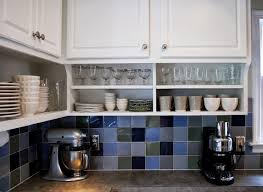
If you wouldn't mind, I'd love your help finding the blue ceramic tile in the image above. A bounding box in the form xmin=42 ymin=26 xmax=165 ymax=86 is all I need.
xmin=20 ymin=148 xmax=28 ymax=166
xmin=188 ymin=142 xmax=201 ymax=155
xmin=103 ymin=156 xmax=118 ymax=170
xmin=10 ymin=152 xmax=20 ymax=172
xmin=19 ymin=126 xmax=28 ymax=134
xmin=0 ymin=174 xmax=10 ymax=192
xmin=10 ymin=135 xmax=19 ymax=154
xmin=173 ymin=155 xmax=188 ymax=169
xmin=132 ymin=128 xmax=145 ymax=142
xmin=89 ymin=116 xmax=103 ymax=128
xmin=29 ymin=130 xmax=42 ymax=146
xmin=104 ymin=116 xmax=117 ymax=128
xmin=146 ymin=156 xmax=160 ymax=170
xmin=89 ymin=129 xmax=104 ymax=142
xmin=188 ymin=116 xmax=202 ymax=127
xmin=173 ymin=128 xmax=188 ymax=141
xmin=160 ymin=142 xmax=173 ymax=155
xmin=202 ymin=116 xmax=217 ymax=127
xmin=28 ymin=145 xmax=38 ymax=163
xmin=76 ymin=116 xmax=89 ymax=128
xmin=103 ymin=143 xmax=117 ymax=156
xmin=117 ymin=143 xmax=131 ymax=156
xmin=160 ymin=116 xmax=173 ymax=127
xmin=117 ymin=116 xmax=131 ymax=128
xmin=0 ymin=156 xmax=9 ymax=178
xmin=28 ymin=124 xmax=38 ymax=132
xmin=245 ymin=145 xmax=254 ymax=155
xmin=103 ymin=128 xmax=117 ymax=142
xmin=29 ymin=160 xmax=39 ymax=176
xmin=160 ymin=156 xmax=173 ymax=169
xmin=131 ymin=142 xmax=145 ymax=156
xmin=91 ymin=143 xmax=103 ymax=156
xmin=145 ymin=128 xmax=160 ymax=142
xmin=9 ymin=128 xmax=19 ymax=137
xmin=0 ymin=143 xmax=9 ymax=158
xmin=19 ymin=133 xmax=29 ymax=151
xmin=231 ymin=115 xmax=245 ymax=126
xmin=132 ymin=157 xmax=145 ymax=169
xmin=173 ymin=142 xmax=187 ymax=155
xmin=37 ymin=122 xmax=50 ymax=130
xmin=160 ymin=127 xmax=173 ymax=142
xmin=131 ymin=117 xmax=146 ymax=128
xmin=59 ymin=116 xmax=76 ymax=128
xmin=246 ymin=113 xmax=252 ymax=127
xmin=173 ymin=116 xmax=188 ymax=127
xmin=91 ymin=156 xmax=103 ymax=169
xmin=39 ymin=143 xmax=50 ymax=171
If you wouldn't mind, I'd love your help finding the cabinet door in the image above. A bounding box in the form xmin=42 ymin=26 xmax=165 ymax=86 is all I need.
xmin=160 ymin=0 xmax=247 ymax=58
xmin=67 ymin=0 xmax=149 ymax=59
xmin=0 ymin=0 xmax=35 ymax=47
xmin=35 ymin=0 xmax=62 ymax=57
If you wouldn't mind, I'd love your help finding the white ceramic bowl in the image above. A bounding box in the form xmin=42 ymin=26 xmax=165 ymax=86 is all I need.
xmin=105 ymin=103 xmax=116 ymax=111
xmin=21 ymin=92 xmax=39 ymax=97
xmin=18 ymin=80 xmax=40 ymax=86
xmin=204 ymin=98 xmax=220 ymax=111
xmin=21 ymin=102 xmax=39 ymax=117
xmin=21 ymin=97 xmax=39 ymax=102
xmin=20 ymin=86 xmax=39 ymax=92
xmin=15 ymin=75 xmax=40 ymax=81
xmin=221 ymin=98 xmax=238 ymax=111
xmin=37 ymin=105 xmax=48 ymax=113
xmin=117 ymin=102 xmax=128 ymax=111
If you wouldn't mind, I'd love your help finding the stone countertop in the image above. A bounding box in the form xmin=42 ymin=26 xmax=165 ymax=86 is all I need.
xmin=11 ymin=171 xmax=263 ymax=192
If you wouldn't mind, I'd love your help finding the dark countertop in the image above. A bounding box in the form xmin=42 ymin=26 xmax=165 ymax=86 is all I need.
xmin=12 ymin=171 xmax=263 ymax=192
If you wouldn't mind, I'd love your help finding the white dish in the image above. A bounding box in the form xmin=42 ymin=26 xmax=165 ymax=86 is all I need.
xmin=21 ymin=92 xmax=39 ymax=97
xmin=0 ymin=100 xmax=20 ymax=103
xmin=0 ymin=82 xmax=19 ymax=86
xmin=0 ymin=93 xmax=20 ymax=96
xmin=0 ymin=107 xmax=20 ymax=111
xmin=204 ymin=98 xmax=220 ymax=111
xmin=0 ymin=96 xmax=20 ymax=100
xmin=0 ymin=90 xmax=20 ymax=93
xmin=0 ymin=103 xmax=20 ymax=107
xmin=221 ymin=98 xmax=238 ymax=111
xmin=0 ymin=113 xmax=21 ymax=118
xmin=21 ymin=102 xmax=39 ymax=116
xmin=0 ymin=86 xmax=20 ymax=89
xmin=19 ymin=81 xmax=40 ymax=86
xmin=0 ymin=111 xmax=21 ymax=115
xmin=21 ymin=97 xmax=39 ymax=102
xmin=15 ymin=75 xmax=40 ymax=81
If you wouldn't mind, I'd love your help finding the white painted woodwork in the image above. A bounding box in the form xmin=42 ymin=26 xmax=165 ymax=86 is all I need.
xmin=160 ymin=0 xmax=248 ymax=58
xmin=0 ymin=0 xmax=35 ymax=48
xmin=67 ymin=0 xmax=150 ymax=59
xmin=35 ymin=0 xmax=62 ymax=56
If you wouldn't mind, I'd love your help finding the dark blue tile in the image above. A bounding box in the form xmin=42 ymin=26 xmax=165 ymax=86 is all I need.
xmin=29 ymin=130 xmax=42 ymax=146
xmin=132 ymin=157 xmax=145 ymax=169
xmin=160 ymin=116 xmax=173 ymax=127
xmin=132 ymin=128 xmax=145 ymax=142
xmin=231 ymin=115 xmax=245 ymax=126
xmin=39 ymin=143 xmax=50 ymax=171
xmin=29 ymin=160 xmax=39 ymax=176
xmin=117 ymin=116 xmax=131 ymax=128
xmin=188 ymin=116 xmax=202 ymax=127
xmin=131 ymin=117 xmax=146 ymax=128
xmin=104 ymin=116 xmax=117 ymax=128
xmin=20 ymin=149 xmax=28 ymax=166
xmin=37 ymin=122 xmax=50 ymax=130
xmin=60 ymin=116 xmax=76 ymax=128
xmin=28 ymin=124 xmax=38 ymax=132
xmin=19 ymin=126 xmax=28 ymax=134
xmin=91 ymin=143 xmax=103 ymax=156
xmin=10 ymin=152 xmax=20 ymax=171
xmin=202 ymin=116 xmax=217 ymax=127
xmin=9 ymin=128 xmax=19 ymax=137
xmin=0 ymin=143 xmax=9 ymax=158
xmin=173 ymin=142 xmax=187 ymax=155
xmin=0 ymin=174 xmax=10 ymax=192
xmin=160 ymin=142 xmax=173 ymax=155
xmin=10 ymin=135 xmax=19 ymax=154
xmin=145 ymin=128 xmax=160 ymax=142
xmin=76 ymin=116 xmax=89 ymax=128
xmin=103 ymin=143 xmax=117 ymax=156
xmin=246 ymin=113 xmax=252 ymax=127
xmin=146 ymin=157 xmax=160 ymax=170
xmin=28 ymin=145 xmax=38 ymax=163
xmin=89 ymin=116 xmax=103 ymax=128
xmin=173 ymin=116 xmax=188 ymax=127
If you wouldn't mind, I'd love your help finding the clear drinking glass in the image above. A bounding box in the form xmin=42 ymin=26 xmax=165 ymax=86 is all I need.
xmin=161 ymin=67 xmax=170 ymax=85
xmin=72 ymin=65 xmax=85 ymax=85
xmin=139 ymin=69 xmax=151 ymax=85
xmin=112 ymin=69 xmax=123 ymax=85
xmin=173 ymin=65 xmax=183 ymax=85
xmin=102 ymin=67 xmax=112 ymax=85
xmin=192 ymin=65 xmax=204 ymax=85
xmin=228 ymin=64 xmax=241 ymax=85
xmin=126 ymin=69 xmax=137 ymax=85
xmin=88 ymin=65 xmax=98 ymax=85
xmin=184 ymin=65 xmax=193 ymax=84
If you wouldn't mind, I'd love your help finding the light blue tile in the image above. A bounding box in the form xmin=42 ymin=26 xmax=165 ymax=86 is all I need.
xmin=173 ymin=128 xmax=188 ymax=141
xmin=173 ymin=155 xmax=188 ymax=169
xmin=117 ymin=143 xmax=131 ymax=156
xmin=103 ymin=156 xmax=118 ymax=170
xmin=103 ymin=129 xmax=117 ymax=142
xmin=0 ymin=143 xmax=9 ymax=158
xmin=117 ymin=117 xmax=131 ymax=128
xmin=173 ymin=142 xmax=187 ymax=155
xmin=131 ymin=117 xmax=146 ymax=128
xmin=173 ymin=116 xmax=188 ymax=127
xmin=103 ymin=143 xmax=117 ymax=156
xmin=104 ymin=116 xmax=117 ymax=128
xmin=145 ymin=128 xmax=160 ymax=142
xmin=131 ymin=142 xmax=145 ymax=156
xmin=160 ymin=127 xmax=173 ymax=142
xmin=202 ymin=116 xmax=217 ymax=127
xmin=146 ymin=156 xmax=160 ymax=170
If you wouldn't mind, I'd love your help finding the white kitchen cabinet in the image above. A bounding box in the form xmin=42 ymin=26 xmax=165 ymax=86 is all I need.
xmin=67 ymin=0 xmax=150 ymax=59
xmin=0 ymin=0 xmax=62 ymax=57
xmin=160 ymin=0 xmax=248 ymax=58
xmin=35 ymin=0 xmax=62 ymax=57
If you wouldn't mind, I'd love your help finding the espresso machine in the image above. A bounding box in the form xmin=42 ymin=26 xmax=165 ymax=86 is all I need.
xmin=201 ymin=121 xmax=245 ymax=185
xmin=43 ymin=128 xmax=90 ymax=181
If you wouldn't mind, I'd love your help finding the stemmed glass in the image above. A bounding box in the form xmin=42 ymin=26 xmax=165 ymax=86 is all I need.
xmin=112 ymin=69 xmax=123 ymax=85
xmin=72 ymin=65 xmax=85 ymax=85
xmin=139 ymin=69 xmax=151 ymax=85
xmin=161 ymin=67 xmax=170 ymax=85
xmin=126 ymin=69 xmax=137 ymax=85
xmin=102 ymin=67 xmax=112 ymax=85
xmin=88 ymin=65 xmax=98 ymax=85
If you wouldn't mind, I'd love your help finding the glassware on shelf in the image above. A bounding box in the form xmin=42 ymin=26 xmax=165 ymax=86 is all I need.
xmin=161 ymin=67 xmax=170 ymax=85
xmin=126 ymin=69 xmax=137 ymax=85
xmin=112 ymin=69 xmax=123 ymax=85
xmin=173 ymin=65 xmax=183 ymax=84
xmin=72 ymin=65 xmax=85 ymax=85
xmin=102 ymin=67 xmax=112 ymax=85
xmin=228 ymin=64 xmax=241 ymax=85
xmin=192 ymin=65 xmax=205 ymax=84
xmin=183 ymin=65 xmax=193 ymax=84
xmin=139 ymin=69 xmax=151 ymax=85
xmin=88 ymin=65 xmax=98 ymax=85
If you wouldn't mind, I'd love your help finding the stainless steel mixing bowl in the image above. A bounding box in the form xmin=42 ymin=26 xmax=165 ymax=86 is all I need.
xmin=61 ymin=150 xmax=89 ymax=171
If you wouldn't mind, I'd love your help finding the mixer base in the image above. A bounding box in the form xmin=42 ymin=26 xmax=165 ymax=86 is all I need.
xmin=43 ymin=173 xmax=88 ymax=182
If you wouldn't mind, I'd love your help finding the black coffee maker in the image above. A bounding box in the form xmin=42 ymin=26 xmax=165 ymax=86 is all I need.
xmin=201 ymin=121 xmax=245 ymax=185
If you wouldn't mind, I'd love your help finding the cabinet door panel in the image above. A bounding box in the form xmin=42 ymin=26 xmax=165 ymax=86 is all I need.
xmin=160 ymin=0 xmax=247 ymax=58
xmin=67 ymin=0 xmax=149 ymax=58
xmin=0 ymin=0 xmax=35 ymax=47
xmin=36 ymin=0 xmax=62 ymax=57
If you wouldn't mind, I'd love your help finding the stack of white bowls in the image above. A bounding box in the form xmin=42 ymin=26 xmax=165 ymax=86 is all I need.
xmin=15 ymin=75 xmax=40 ymax=117
xmin=117 ymin=98 xmax=128 ymax=111
xmin=105 ymin=93 xmax=116 ymax=111
xmin=38 ymin=86 xmax=49 ymax=113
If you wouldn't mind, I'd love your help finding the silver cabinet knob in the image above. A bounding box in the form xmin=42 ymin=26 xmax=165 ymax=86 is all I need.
xmin=142 ymin=44 xmax=148 ymax=50
xmin=32 ymin=31 xmax=41 ymax=39
xmin=162 ymin=44 xmax=168 ymax=50
xmin=40 ymin=34 xmax=45 ymax=40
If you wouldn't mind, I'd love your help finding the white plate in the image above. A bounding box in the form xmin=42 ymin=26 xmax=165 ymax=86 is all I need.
xmin=0 ymin=90 xmax=20 ymax=93
xmin=0 ymin=111 xmax=21 ymax=115
xmin=0 ymin=93 xmax=20 ymax=96
xmin=0 ymin=107 xmax=20 ymax=111
xmin=0 ymin=103 xmax=20 ymax=107
xmin=0 ymin=113 xmax=21 ymax=118
xmin=0 ymin=100 xmax=20 ymax=103
xmin=0 ymin=86 xmax=20 ymax=89
xmin=0 ymin=96 xmax=20 ymax=100
xmin=0 ymin=82 xmax=19 ymax=86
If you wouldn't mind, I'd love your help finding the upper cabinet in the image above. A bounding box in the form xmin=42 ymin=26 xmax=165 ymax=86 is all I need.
xmin=160 ymin=0 xmax=248 ymax=59
xmin=0 ymin=0 xmax=62 ymax=57
xmin=67 ymin=0 xmax=150 ymax=59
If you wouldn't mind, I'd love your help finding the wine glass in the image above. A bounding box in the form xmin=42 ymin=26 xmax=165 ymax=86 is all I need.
xmin=139 ymin=69 xmax=151 ymax=85
xmin=112 ymin=69 xmax=123 ymax=85
xmin=88 ymin=65 xmax=98 ymax=85
xmin=161 ymin=67 xmax=170 ymax=85
xmin=126 ymin=69 xmax=137 ymax=85
xmin=72 ymin=65 xmax=85 ymax=85
xmin=102 ymin=67 xmax=112 ymax=85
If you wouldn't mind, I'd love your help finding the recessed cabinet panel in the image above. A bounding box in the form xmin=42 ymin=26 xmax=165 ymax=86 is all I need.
xmin=160 ymin=0 xmax=247 ymax=58
xmin=36 ymin=0 xmax=62 ymax=57
xmin=0 ymin=0 xmax=35 ymax=47
xmin=67 ymin=0 xmax=150 ymax=58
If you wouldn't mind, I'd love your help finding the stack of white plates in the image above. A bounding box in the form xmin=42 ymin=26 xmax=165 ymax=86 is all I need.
xmin=75 ymin=103 xmax=104 ymax=113
xmin=0 ymin=82 xmax=21 ymax=118
xmin=15 ymin=75 xmax=40 ymax=117
xmin=38 ymin=86 xmax=49 ymax=113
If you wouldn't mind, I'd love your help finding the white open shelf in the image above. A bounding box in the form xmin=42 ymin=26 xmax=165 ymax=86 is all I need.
xmin=156 ymin=85 xmax=244 ymax=89
xmin=71 ymin=85 xmax=153 ymax=90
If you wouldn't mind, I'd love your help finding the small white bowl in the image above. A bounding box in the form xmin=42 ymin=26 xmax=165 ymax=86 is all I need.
xmin=21 ymin=97 xmax=39 ymax=102
xmin=221 ymin=98 xmax=238 ymax=111
xmin=117 ymin=103 xmax=128 ymax=111
xmin=21 ymin=102 xmax=39 ymax=117
xmin=37 ymin=105 xmax=48 ymax=113
xmin=105 ymin=103 xmax=116 ymax=111
xmin=15 ymin=75 xmax=40 ymax=81
xmin=19 ymin=80 xmax=40 ymax=87
xmin=20 ymin=86 xmax=39 ymax=92
xmin=204 ymin=98 xmax=220 ymax=111
xmin=21 ymin=92 xmax=39 ymax=97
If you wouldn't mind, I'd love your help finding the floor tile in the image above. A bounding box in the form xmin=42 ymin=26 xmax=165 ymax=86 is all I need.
xmin=146 ymin=142 xmax=160 ymax=156
xmin=118 ymin=157 xmax=132 ymax=169
xmin=146 ymin=156 xmax=160 ymax=170
xmin=132 ymin=157 xmax=145 ymax=169
xmin=131 ymin=142 xmax=145 ymax=156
